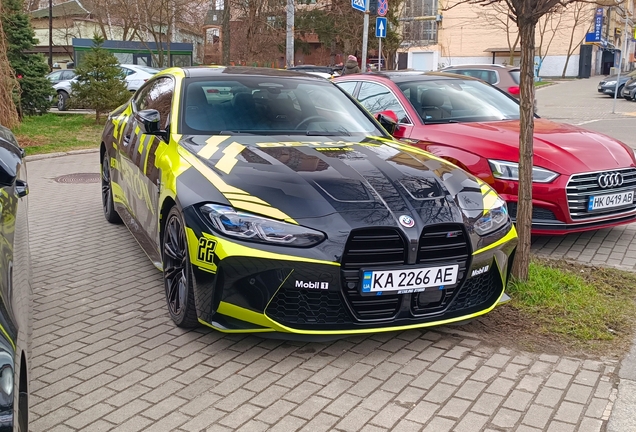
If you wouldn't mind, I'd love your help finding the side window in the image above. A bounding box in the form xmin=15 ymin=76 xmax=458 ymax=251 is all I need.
xmin=120 ymin=67 xmax=134 ymax=76
xmin=61 ymin=70 xmax=75 ymax=80
xmin=48 ymin=71 xmax=63 ymax=81
xmin=135 ymin=77 xmax=174 ymax=129
xmin=486 ymin=70 xmax=498 ymax=84
xmin=336 ymin=81 xmax=358 ymax=96
xmin=357 ymin=82 xmax=409 ymax=123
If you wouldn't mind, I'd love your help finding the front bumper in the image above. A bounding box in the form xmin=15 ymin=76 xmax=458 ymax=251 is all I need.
xmin=494 ymin=169 xmax=636 ymax=236
xmin=184 ymin=212 xmax=518 ymax=335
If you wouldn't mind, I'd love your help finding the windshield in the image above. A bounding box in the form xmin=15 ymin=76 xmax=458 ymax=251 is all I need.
xmin=182 ymin=77 xmax=384 ymax=137
xmin=397 ymin=79 xmax=520 ymax=124
xmin=509 ymin=70 xmax=520 ymax=84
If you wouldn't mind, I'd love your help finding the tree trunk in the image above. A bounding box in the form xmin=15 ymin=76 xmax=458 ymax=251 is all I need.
xmin=511 ymin=18 xmax=536 ymax=282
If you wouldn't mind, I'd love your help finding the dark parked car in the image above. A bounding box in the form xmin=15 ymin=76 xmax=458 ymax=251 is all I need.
xmin=288 ymin=65 xmax=340 ymax=76
xmin=622 ymin=78 xmax=636 ymax=100
xmin=598 ymin=70 xmax=636 ymax=97
xmin=0 ymin=125 xmax=31 ymax=432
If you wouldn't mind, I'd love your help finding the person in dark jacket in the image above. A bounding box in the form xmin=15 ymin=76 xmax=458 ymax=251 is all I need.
xmin=342 ymin=55 xmax=361 ymax=75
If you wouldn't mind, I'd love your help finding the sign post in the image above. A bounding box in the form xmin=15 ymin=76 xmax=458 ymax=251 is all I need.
xmin=376 ymin=17 xmax=387 ymax=71
xmin=352 ymin=0 xmax=369 ymax=70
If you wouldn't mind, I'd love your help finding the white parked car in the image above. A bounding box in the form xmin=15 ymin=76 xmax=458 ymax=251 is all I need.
xmin=53 ymin=64 xmax=159 ymax=111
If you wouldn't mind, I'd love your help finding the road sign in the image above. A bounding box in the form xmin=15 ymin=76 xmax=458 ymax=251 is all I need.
xmin=352 ymin=0 xmax=365 ymax=12
xmin=378 ymin=0 xmax=388 ymax=17
xmin=376 ymin=17 xmax=387 ymax=38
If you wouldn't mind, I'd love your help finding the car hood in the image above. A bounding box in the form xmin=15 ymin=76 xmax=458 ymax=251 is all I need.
xmin=418 ymin=119 xmax=635 ymax=174
xmin=176 ymin=135 xmax=496 ymax=227
xmin=600 ymin=75 xmax=634 ymax=84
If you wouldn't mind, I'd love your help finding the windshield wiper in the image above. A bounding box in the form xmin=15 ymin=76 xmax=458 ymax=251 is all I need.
xmin=306 ymin=130 xmax=351 ymax=136
xmin=423 ymin=119 xmax=459 ymax=125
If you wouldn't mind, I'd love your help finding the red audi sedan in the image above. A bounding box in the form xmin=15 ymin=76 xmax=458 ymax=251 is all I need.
xmin=334 ymin=71 xmax=636 ymax=235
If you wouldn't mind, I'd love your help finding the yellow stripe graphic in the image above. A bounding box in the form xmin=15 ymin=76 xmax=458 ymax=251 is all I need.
xmin=225 ymin=194 xmax=269 ymax=205
xmin=215 ymin=142 xmax=245 ymax=174
xmin=198 ymin=135 xmax=230 ymax=159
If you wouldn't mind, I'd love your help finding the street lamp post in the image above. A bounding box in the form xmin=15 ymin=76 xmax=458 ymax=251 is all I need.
xmin=286 ymin=0 xmax=294 ymax=68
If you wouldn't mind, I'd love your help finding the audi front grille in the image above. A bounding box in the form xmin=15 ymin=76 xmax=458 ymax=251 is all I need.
xmin=566 ymin=168 xmax=636 ymax=220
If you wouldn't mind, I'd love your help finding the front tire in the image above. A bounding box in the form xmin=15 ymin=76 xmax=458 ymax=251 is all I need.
xmin=57 ymin=91 xmax=69 ymax=111
xmin=101 ymin=152 xmax=122 ymax=224
xmin=162 ymin=206 xmax=198 ymax=328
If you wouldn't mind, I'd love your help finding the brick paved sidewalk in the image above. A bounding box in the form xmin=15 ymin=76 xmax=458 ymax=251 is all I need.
xmin=27 ymin=152 xmax=622 ymax=432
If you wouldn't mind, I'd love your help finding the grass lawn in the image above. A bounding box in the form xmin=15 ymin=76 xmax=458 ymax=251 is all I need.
xmin=534 ymin=80 xmax=553 ymax=87
xmin=507 ymin=258 xmax=636 ymax=353
xmin=12 ymin=113 xmax=103 ymax=156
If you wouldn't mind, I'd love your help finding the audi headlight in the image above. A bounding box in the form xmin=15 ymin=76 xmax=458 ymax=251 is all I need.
xmin=201 ymin=204 xmax=325 ymax=247
xmin=605 ymin=80 xmax=617 ymax=86
xmin=489 ymin=160 xmax=559 ymax=183
xmin=475 ymin=194 xmax=509 ymax=236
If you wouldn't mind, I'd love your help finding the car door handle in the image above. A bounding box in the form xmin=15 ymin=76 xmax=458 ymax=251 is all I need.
xmin=123 ymin=134 xmax=131 ymax=145
xmin=15 ymin=180 xmax=28 ymax=198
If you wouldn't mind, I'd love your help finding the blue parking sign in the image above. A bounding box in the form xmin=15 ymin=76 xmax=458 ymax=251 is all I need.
xmin=376 ymin=17 xmax=387 ymax=38
xmin=352 ymin=0 xmax=365 ymax=12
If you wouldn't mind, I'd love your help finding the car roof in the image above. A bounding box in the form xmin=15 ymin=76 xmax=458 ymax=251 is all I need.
xmin=164 ymin=66 xmax=328 ymax=81
xmin=442 ymin=64 xmax=520 ymax=70
xmin=337 ymin=71 xmax=481 ymax=83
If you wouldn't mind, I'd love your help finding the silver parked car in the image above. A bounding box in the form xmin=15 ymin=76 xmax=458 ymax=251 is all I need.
xmin=53 ymin=64 xmax=159 ymax=111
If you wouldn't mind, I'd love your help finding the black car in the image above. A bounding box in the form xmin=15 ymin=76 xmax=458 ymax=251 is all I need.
xmin=0 ymin=126 xmax=31 ymax=432
xmin=100 ymin=66 xmax=517 ymax=335
xmin=622 ymin=78 xmax=636 ymax=100
xmin=597 ymin=71 xmax=636 ymax=96
xmin=288 ymin=65 xmax=340 ymax=76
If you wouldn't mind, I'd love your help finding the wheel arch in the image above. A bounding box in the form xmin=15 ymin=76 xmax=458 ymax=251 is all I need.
xmin=159 ymin=196 xmax=177 ymax=246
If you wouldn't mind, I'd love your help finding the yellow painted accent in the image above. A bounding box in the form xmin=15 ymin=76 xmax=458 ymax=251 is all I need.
xmin=0 ymin=325 xmax=14 ymax=351
xmin=208 ymin=290 xmax=506 ymax=334
xmin=224 ymin=194 xmax=269 ymax=205
xmin=111 ymin=181 xmax=126 ymax=205
xmin=185 ymin=227 xmax=339 ymax=266
xmin=198 ymin=318 xmax=274 ymax=333
xmin=198 ymin=135 xmax=230 ymax=159
xmin=134 ymin=125 xmax=141 ymax=136
xmin=215 ymin=142 xmax=245 ymax=174
xmin=113 ymin=142 xmax=118 ymax=151
xmin=179 ymin=147 xmax=297 ymax=223
xmin=138 ymin=134 xmax=147 ymax=154
xmin=473 ymin=225 xmax=518 ymax=256
xmin=186 ymin=229 xmax=218 ymax=273
xmin=227 ymin=201 xmax=293 ymax=222
xmin=179 ymin=147 xmax=246 ymax=194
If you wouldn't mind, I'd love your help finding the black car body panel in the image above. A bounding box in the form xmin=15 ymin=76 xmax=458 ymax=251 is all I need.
xmin=0 ymin=126 xmax=31 ymax=431
xmin=100 ymin=66 xmax=517 ymax=335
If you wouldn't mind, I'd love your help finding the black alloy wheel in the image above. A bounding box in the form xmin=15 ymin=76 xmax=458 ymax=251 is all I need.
xmin=101 ymin=152 xmax=122 ymax=224
xmin=163 ymin=206 xmax=198 ymax=327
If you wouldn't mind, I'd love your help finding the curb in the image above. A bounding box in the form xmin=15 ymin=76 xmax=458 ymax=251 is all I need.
xmin=607 ymin=333 xmax=636 ymax=431
xmin=25 ymin=148 xmax=99 ymax=162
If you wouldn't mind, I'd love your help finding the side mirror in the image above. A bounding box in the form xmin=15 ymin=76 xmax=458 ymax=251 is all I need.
xmin=136 ymin=109 xmax=164 ymax=136
xmin=375 ymin=110 xmax=398 ymax=135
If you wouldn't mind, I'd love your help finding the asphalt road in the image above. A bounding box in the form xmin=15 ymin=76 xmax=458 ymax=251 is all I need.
xmin=536 ymin=77 xmax=636 ymax=148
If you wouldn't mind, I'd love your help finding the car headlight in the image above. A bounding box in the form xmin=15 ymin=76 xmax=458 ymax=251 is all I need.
xmin=475 ymin=194 xmax=509 ymax=236
xmin=605 ymin=80 xmax=617 ymax=86
xmin=488 ymin=160 xmax=559 ymax=183
xmin=201 ymin=204 xmax=325 ymax=247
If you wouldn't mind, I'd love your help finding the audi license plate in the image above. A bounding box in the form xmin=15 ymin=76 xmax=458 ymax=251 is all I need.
xmin=588 ymin=191 xmax=634 ymax=211
xmin=361 ymin=265 xmax=459 ymax=295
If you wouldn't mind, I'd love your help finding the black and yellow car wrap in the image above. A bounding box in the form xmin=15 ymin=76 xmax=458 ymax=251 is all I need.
xmin=101 ymin=66 xmax=517 ymax=335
